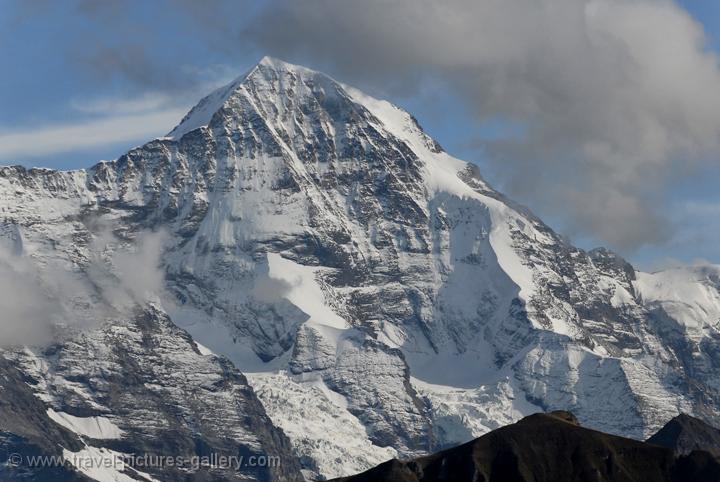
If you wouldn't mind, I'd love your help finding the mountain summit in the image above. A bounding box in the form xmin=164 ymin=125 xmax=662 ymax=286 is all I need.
xmin=168 ymin=56 xmax=323 ymax=139
xmin=1 ymin=58 xmax=720 ymax=480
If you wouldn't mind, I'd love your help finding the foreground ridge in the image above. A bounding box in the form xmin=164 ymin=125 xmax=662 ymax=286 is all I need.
xmin=333 ymin=412 xmax=720 ymax=482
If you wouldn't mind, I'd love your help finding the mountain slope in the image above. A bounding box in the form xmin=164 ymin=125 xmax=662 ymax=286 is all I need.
xmin=1 ymin=57 xmax=720 ymax=480
xmin=331 ymin=412 xmax=720 ymax=482
xmin=0 ymin=305 xmax=303 ymax=481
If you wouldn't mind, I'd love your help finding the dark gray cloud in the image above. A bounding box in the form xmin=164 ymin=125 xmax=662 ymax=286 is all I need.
xmin=77 ymin=44 xmax=185 ymax=90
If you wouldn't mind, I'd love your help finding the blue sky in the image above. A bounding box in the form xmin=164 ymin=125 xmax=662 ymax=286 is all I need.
xmin=1 ymin=0 xmax=719 ymax=270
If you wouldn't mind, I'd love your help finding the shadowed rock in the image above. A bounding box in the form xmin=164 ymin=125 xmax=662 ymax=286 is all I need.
xmin=647 ymin=413 xmax=720 ymax=457
xmin=332 ymin=412 xmax=720 ymax=482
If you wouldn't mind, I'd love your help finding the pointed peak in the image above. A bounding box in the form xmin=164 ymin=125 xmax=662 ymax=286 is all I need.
xmin=257 ymin=55 xmax=289 ymax=68
xmin=167 ymin=57 xmax=334 ymax=139
xmin=253 ymin=56 xmax=323 ymax=78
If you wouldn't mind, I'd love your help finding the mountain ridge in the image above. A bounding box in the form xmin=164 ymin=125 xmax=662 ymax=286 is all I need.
xmin=648 ymin=413 xmax=720 ymax=457
xmin=331 ymin=411 xmax=720 ymax=482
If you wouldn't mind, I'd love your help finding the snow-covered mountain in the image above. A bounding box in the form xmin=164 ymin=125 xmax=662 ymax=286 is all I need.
xmin=1 ymin=57 xmax=720 ymax=481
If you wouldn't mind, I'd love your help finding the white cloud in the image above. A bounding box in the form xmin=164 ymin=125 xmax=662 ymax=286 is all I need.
xmin=0 ymin=253 xmax=69 ymax=347
xmin=0 ymin=70 xmax=239 ymax=165
xmin=69 ymin=92 xmax=176 ymax=115
xmin=104 ymin=229 xmax=168 ymax=310
xmin=681 ymin=200 xmax=720 ymax=217
xmin=0 ymin=107 xmax=188 ymax=163
xmin=0 ymin=225 xmax=168 ymax=348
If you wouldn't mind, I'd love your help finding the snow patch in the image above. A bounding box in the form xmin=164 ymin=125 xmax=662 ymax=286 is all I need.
xmin=194 ymin=341 xmax=214 ymax=356
xmin=266 ymin=252 xmax=350 ymax=340
xmin=47 ymin=409 xmax=123 ymax=440
xmin=63 ymin=446 xmax=159 ymax=482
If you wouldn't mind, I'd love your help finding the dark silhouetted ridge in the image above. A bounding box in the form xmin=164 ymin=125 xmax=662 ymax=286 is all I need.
xmin=647 ymin=413 xmax=720 ymax=457
xmin=333 ymin=412 xmax=720 ymax=482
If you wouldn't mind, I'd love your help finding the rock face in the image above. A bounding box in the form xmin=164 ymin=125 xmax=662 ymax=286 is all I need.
xmin=1 ymin=57 xmax=720 ymax=480
xmin=331 ymin=412 xmax=720 ymax=482
xmin=0 ymin=307 xmax=302 ymax=482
